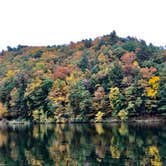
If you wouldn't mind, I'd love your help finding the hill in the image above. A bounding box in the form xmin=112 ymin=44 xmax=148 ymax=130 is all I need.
xmin=0 ymin=31 xmax=166 ymax=122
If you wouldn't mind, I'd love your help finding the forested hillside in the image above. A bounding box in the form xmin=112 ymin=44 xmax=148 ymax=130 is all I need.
xmin=0 ymin=31 xmax=165 ymax=122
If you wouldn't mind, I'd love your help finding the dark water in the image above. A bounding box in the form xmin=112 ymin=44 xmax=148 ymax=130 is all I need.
xmin=0 ymin=123 xmax=166 ymax=166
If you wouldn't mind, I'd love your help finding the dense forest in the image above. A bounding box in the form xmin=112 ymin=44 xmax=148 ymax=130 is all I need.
xmin=0 ymin=31 xmax=165 ymax=122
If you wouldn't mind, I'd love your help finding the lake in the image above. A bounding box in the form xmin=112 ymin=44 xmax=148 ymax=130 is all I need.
xmin=0 ymin=123 xmax=166 ymax=166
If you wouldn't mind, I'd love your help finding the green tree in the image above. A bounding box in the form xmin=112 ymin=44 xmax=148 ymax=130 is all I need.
xmin=158 ymin=86 xmax=166 ymax=112
xmin=68 ymin=81 xmax=92 ymax=118
xmin=108 ymin=63 xmax=124 ymax=87
xmin=78 ymin=50 xmax=89 ymax=72
xmin=25 ymin=78 xmax=53 ymax=118
xmin=0 ymin=78 xmax=15 ymax=109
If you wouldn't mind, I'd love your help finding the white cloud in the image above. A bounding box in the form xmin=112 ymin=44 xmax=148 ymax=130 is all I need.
xmin=0 ymin=0 xmax=166 ymax=50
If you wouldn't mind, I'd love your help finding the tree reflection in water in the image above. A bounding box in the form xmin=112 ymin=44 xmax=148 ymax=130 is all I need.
xmin=0 ymin=123 xmax=166 ymax=166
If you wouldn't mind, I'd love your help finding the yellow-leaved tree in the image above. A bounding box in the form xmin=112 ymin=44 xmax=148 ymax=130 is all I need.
xmin=0 ymin=102 xmax=7 ymax=118
xmin=25 ymin=77 xmax=42 ymax=96
xmin=147 ymin=76 xmax=160 ymax=98
xmin=93 ymin=86 xmax=106 ymax=113
xmin=109 ymin=87 xmax=126 ymax=116
xmin=48 ymin=79 xmax=69 ymax=121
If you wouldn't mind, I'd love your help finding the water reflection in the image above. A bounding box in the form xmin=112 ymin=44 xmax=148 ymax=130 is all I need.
xmin=0 ymin=123 xmax=166 ymax=166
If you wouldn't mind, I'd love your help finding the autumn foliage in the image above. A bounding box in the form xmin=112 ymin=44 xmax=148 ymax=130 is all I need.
xmin=53 ymin=66 xmax=71 ymax=80
xmin=0 ymin=31 xmax=165 ymax=122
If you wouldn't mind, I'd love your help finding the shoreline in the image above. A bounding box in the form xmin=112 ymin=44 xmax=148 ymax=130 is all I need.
xmin=0 ymin=115 xmax=166 ymax=126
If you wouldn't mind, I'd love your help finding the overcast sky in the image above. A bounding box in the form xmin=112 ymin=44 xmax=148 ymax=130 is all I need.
xmin=0 ymin=0 xmax=166 ymax=51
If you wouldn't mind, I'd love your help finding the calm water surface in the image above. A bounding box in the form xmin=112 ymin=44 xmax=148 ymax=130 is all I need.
xmin=0 ymin=123 xmax=166 ymax=166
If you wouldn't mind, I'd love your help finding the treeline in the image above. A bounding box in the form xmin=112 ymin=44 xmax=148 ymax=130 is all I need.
xmin=0 ymin=31 xmax=165 ymax=122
